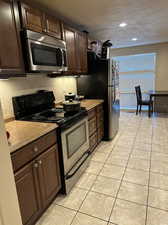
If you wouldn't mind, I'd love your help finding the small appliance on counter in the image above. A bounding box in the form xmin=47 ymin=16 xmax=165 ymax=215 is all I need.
xmin=64 ymin=93 xmax=85 ymax=101
xmin=63 ymin=99 xmax=81 ymax=112
xmin=12 ymin=91 xmax=90 ymax=194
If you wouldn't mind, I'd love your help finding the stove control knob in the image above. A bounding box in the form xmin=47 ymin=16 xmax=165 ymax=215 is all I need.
xmin=34 ymin=147 xmax=38 ymax=152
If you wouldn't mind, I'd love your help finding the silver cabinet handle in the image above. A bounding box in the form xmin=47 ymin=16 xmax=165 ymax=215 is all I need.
xmin=34 ymin=147 xmax=38 ymax=152
xmin=38 ymin=160 xmax=42 ymax=165
xmin=34 ymin=163 xmax=39 ymax=168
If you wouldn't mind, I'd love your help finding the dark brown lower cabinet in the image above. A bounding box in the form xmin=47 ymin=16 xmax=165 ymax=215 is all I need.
xmin=37 ymin=145 xmax=61 ymax=208
xmin=15 ymin=144 xmax=61 ymax=225
xmin=88 ymin=104 xmax=104 ymax=152
xmin=15 ymin=161 xmax=41 ymax=225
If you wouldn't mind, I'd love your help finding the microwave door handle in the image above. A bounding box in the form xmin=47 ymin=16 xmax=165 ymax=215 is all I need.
xmin=61 ymin=49 xmax=64 ymax=67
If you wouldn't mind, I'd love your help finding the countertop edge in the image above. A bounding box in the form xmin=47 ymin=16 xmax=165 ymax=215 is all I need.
xmin=8 ymin=123 xmax=57 ymax=154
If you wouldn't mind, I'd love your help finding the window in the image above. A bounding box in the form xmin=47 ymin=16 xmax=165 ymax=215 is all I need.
xmin=113 ymin=53 xmax=156 ymax=110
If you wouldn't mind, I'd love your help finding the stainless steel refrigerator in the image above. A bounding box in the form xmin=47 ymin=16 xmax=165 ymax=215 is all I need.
xmin=77 ymin=53 xmax=120 ymax=140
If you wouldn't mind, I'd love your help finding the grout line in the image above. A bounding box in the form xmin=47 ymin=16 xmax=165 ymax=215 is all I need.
xmin=70 ymin=142 xmax=116 ymax=225
xmin=145 ymin=118 xmax=154 ymax=225
xmin=107 ymin=119 xmax=142 ymax=224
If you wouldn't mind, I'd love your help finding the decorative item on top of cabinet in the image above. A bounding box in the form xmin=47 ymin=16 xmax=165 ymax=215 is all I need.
xmin=12 ymin=130 xmax=61 ymax=225
xmin=19 ymin=2 xmax=44 ymax=33
xmin=0 ymin=0 xmax=24 ymax=76
xmin=44 ymin=14 xmax=62 ymax=39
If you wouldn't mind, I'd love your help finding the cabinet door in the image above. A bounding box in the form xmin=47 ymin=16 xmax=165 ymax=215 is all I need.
xmin=37 ymin=145 xmax=61 ymax=207
xmin=63 ymin=25 xmax=78 ymax=74
xmin=15 ymin=161 xmax=41 ymax=225
xmin=45 ymin=14 xmax=62 ymax=39
xmin=0 ymin=0 xmax=24 ymax=75
xmin=20 ymin=3 xmax=44 ymax=32
xmin=88 ymin=116 xmax=97 ymax=137
xmin=77 ymin=31 xmax=88 ymax=74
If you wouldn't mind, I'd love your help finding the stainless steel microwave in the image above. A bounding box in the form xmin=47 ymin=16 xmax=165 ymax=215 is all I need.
xmin=22 ymin=30 xmax=68 ymax=73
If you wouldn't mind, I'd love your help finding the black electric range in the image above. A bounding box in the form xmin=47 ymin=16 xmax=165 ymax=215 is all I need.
xmin=12 ymin=91 xmax=87 ymax=129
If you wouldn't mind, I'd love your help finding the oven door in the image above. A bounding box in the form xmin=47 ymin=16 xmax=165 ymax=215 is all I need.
xmin=61 ymin=117 xmax=89 ymax=174
xmin=27 ymin=40 xmax=65 ymax=72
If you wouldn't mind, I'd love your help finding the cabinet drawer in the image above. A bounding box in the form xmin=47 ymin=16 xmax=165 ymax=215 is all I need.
xmin=88 ymin=117 xmax=97 ymax=136
xmin=89 ymin=132 xmax=97 ymax=152
xmin=96 ymin=104 xmax=103 ymax=114
xmin=11 ymin=130 xmax=57 ymax=172
xmin=97 ymin=112 xmax=104 ymax=128
xmin=88 ymin=108 xmax=96 ymax=120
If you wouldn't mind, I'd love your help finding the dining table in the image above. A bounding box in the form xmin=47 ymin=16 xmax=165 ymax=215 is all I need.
xmin=146 ymin=90 xmax=168 ymax=117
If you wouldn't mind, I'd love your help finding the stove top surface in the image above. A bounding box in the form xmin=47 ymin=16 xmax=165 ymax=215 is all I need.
xmin=21 ymin=107 xmax=88 ymax=126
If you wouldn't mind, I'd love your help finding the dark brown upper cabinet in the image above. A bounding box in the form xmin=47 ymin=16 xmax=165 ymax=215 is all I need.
xmin=44 ymin=14 xmax=62 ymax=39
xmin=63 ymin=24 xmax=88 ymax=75
xmin=76 ymin=31 xmax=88 ymax=74
xmin=63 ymin=25 xmax=78 ymax=74
xmin=20 ymin=3 xmax=62 ymax=40
xmin=20 ymin=2 xmax=44 ymax=33
xmin=0 ymin=0 xmax=24 ymax=76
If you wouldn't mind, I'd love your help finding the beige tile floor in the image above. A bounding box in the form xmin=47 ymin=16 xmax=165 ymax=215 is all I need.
xmin=36 ymin=112 xmax=168 ymax=225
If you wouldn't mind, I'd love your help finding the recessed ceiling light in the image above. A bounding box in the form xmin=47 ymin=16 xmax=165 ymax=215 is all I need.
xmin=132 ymin=38 xmax=138 ymax=41
xmin=119 ymin=22 xmax=127 ymax=27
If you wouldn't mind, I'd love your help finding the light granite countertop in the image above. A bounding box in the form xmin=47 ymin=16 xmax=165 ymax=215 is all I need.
xmin=80 ymin=99 xmax=104 ymax=111
xmin=5 ymin=120 xmax=58 ymax=153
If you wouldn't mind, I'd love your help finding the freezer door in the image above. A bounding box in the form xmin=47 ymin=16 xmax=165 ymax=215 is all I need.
xmin=108 ymin=86 xmax=120 ymax=139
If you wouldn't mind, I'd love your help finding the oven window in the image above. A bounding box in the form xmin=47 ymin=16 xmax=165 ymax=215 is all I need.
xmin=31 ymin=43 xmax=57 ymax=66
xmin=66 ymin=122 xmax=87 ymax=158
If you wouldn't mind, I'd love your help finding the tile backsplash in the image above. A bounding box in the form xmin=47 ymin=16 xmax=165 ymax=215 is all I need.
xmin=0 ymin=74 xmax=77 ymax=119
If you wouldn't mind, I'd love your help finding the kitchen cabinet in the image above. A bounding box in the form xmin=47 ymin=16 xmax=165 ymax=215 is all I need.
xmin=37 ymin=145 xmax=61 ymax=208
xmin=12 ymin=130 xmax=61 ymax=225
xmin=20 ymin=2 xmax=44 ymax=33
xmin=15 ymin=161 xmax=41 ymax=225
xmin=88 ymin=103 xmax=104 ymax=152
xmin=45 ymin=14 xmax=62 ymax=39
xmin=20 ymin=3 xmax=62 ymax=40
xmin=19 ymin=2 xmax=88 ymax=75
xmin=63 ymin=24 xmax=88 ymax=75
xmin=0 ymin=0 xmax=24 ymax=75
xmin=63 ymin=25 xmax=78 ymax=74
xmin=76 ymin=31 xmax=88 ymax=74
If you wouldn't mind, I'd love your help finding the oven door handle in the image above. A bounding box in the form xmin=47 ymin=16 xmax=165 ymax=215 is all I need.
xmin=65 ymin=151 xmax=91 ymax=180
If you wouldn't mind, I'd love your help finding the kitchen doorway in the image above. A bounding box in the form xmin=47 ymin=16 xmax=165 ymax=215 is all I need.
xmin=113 ymin=53 xmax=156 ymax=111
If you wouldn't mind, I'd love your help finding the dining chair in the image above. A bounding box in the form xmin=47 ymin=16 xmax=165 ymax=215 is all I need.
xmin=135 ymin=86 xmax=153 ymax=117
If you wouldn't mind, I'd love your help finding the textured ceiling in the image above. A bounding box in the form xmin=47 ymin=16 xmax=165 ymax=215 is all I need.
xmin=34 ymin=0 xmax=168 ymax=48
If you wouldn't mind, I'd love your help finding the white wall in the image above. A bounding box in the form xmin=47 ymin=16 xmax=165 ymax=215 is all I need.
xmin=0 ymin=102 xmax=22 ymax=225
xmin=111 ymin=42 xmax=168 ymax=91
xmin=0 ymin=75 xmax=77 ymax=119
